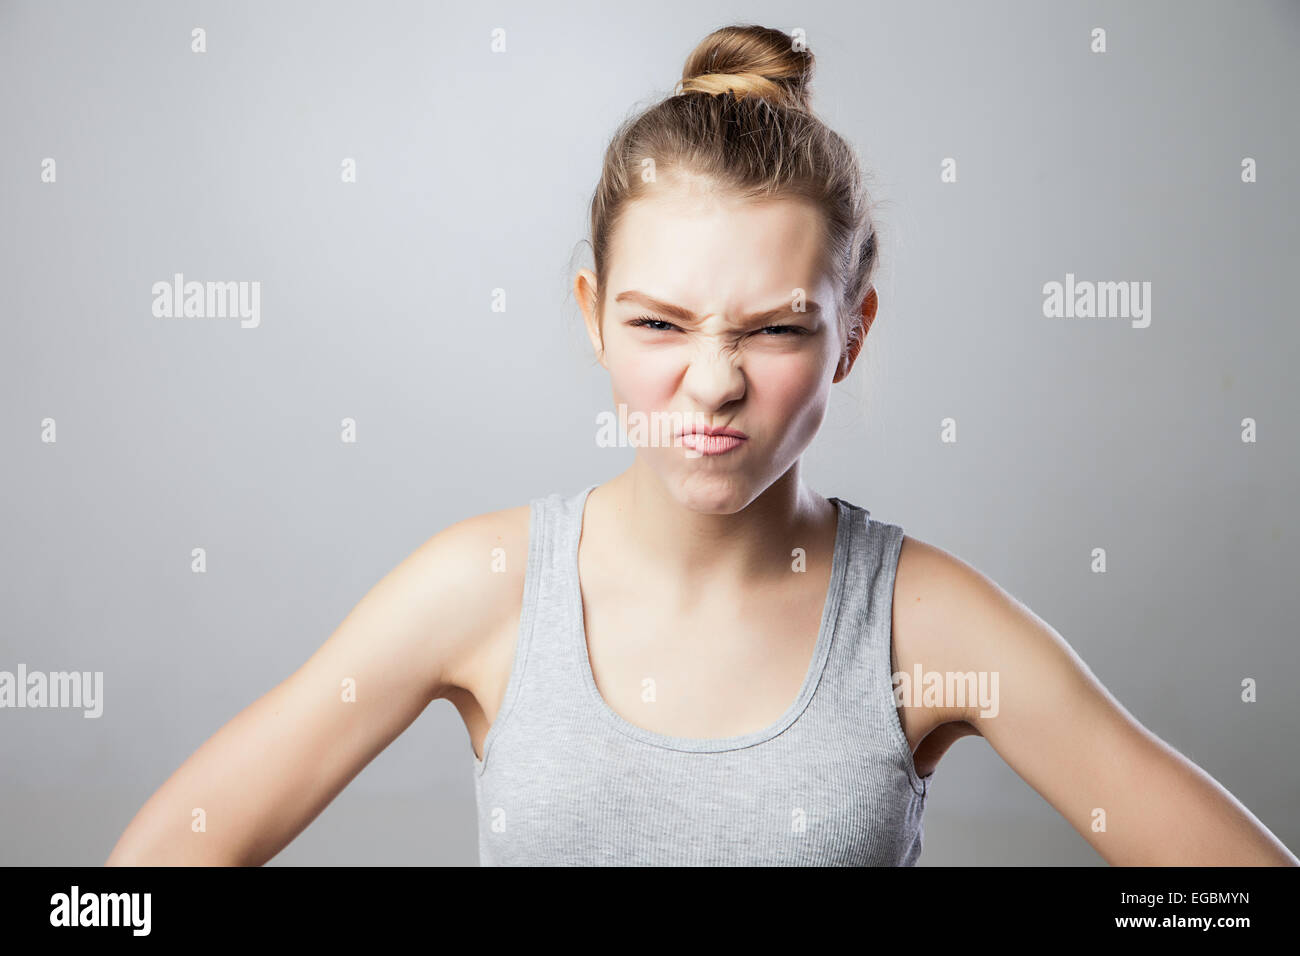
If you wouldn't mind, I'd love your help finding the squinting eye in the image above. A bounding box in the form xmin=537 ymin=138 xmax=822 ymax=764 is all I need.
xmin=627 ymin=316 xmax=809 ymax=336
xmin=628 ymin=316 xmax=679 ymax=332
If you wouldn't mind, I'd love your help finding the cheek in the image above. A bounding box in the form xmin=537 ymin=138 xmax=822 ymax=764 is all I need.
xmin=608 ymin=347 xmax=679 ymax=404
xmin=749 ymin=352 xmax=828 ymax=417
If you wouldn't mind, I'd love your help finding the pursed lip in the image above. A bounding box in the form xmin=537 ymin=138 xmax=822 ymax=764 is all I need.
xmin=678 ymin=424 xmax=748 ymax=440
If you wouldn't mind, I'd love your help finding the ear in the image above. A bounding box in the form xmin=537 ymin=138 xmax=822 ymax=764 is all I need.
xmin=833 ymin=286 xmax=877 ymax=383
xmin=574 ymin=269 xmax=607 ymax=368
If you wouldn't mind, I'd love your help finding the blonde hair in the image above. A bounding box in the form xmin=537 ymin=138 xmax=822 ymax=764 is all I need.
xmin=586 ymin=23 xmax=879 ymax=357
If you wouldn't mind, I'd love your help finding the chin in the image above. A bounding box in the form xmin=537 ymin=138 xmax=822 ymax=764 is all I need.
xmin=672 ymin=473 xmax=754 ymax=514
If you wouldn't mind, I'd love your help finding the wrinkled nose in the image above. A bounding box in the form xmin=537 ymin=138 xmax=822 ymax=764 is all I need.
xmin=682 ymin=345 xmax=745 ymax=409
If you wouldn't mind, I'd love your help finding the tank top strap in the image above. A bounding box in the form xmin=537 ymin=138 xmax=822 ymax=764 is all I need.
xmin=524 ymin=483 xmax=595 ymax=667
xmin=821 ymin=497 xmax=931 ymax=796
xmin=472 ymin=484 xmax=589 ymax=776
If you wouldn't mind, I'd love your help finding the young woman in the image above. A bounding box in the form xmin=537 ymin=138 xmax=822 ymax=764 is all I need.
xmin=107 ymin=24 xmax=1297 ymax=867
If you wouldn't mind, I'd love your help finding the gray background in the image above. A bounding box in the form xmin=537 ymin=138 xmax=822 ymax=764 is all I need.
xmin=1 ymin=0 xmax=1296 ymax=865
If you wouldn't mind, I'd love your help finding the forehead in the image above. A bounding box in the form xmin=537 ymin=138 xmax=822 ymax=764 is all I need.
xmin=608 ymin=189 xmax=829 ymax=305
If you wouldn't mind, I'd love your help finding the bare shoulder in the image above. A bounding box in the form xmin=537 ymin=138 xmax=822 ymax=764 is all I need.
xmin=892 ymin=533 xmax=1052 ymax=727
xmin=890 ymin=534 xmax=986 ymax=741
xmin=420 ymin=502 xmax=533 ymax=699
xmin=894 ymin=531 xmax=1104 ymax=727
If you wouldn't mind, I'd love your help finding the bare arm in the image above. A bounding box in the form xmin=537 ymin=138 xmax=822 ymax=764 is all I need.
xmin=105 ymin=512 xmax=513 ymax=866
xmin=898 ymin=536 xmax=1299 ymax=866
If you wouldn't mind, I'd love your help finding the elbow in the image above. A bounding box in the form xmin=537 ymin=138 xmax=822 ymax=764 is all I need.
xmin=105 ymin=831 xmax=245 ymax=867
xmin=105 ymin=840 xmax=149 ymax=867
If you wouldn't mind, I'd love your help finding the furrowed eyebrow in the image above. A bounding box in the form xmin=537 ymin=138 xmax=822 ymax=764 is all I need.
xmin=613 ymin=290 xmax=820 ymax=325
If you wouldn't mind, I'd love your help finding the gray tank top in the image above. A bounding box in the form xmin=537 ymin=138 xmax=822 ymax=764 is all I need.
xmin=472 ymin=483 xmax=933 ymax=865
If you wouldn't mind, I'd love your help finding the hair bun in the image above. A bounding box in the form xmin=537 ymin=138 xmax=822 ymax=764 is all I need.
xmin=676 ymin=24 xmax=814 ymax=111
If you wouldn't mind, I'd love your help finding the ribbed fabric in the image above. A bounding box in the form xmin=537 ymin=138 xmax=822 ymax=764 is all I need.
xmin=472 ymin=482 xmax=933 ymax=866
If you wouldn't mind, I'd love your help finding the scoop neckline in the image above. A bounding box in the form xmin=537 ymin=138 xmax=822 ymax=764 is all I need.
xmin=569 ymin=482 xmax=851 ymax=754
